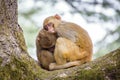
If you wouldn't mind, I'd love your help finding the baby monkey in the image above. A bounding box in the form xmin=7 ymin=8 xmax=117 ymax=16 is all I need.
xmin=36 ymin=29 xmax=57 ymax=70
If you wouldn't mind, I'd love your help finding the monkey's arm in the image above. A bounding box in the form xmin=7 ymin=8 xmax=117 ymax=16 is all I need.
xmin=55 ymin=23 xmax=78 ymax=43
xmin=55 ymin=23 xmax=93 ymax=60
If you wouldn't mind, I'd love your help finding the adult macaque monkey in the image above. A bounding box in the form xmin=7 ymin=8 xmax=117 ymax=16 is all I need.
xmin=43 ymin=14 xmax=93 ymax=70
xmin=36 ymin=29 xmax=57 ymax=70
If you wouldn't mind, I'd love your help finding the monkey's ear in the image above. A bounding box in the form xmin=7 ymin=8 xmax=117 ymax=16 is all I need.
xmin=54 ymin=14 xmax=61 ymax=20
xmin=37 ymin=37 xmax=40 ymax=41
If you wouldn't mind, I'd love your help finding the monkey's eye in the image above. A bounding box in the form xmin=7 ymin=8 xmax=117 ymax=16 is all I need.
xmin=47 ymin=23 xmax=52 ymax=26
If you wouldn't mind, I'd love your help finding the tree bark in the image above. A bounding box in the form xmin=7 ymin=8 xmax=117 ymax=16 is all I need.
xmin=0 ymin=0 xmax=43 ymax=80
xmin=0 ymin=0 xmax=120 ymax=80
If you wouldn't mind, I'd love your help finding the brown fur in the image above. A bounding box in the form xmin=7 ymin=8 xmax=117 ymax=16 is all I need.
xmin=43 ymin=14 xmax=93 ymax=70
xmin=36 ymin=29 xmax=57 ymax=70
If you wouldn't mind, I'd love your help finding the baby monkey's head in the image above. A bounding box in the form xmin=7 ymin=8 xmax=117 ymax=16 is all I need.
xmin=37 ymin=29 xmax=57 ymax=48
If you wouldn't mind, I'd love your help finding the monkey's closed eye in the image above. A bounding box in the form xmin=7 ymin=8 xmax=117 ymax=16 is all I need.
xmin=47 ymin=23 xmax=52 ymax=26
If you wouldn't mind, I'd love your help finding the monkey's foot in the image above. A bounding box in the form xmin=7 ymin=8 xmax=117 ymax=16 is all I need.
xmin=49 ymin=63 xmax=56 ymax=70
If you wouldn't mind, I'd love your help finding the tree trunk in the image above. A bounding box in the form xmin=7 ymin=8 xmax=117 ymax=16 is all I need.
xmin=0 ymin=0 xmax=120 ymax=80
xmin=0 ymin=0 xmax=43 ymax=80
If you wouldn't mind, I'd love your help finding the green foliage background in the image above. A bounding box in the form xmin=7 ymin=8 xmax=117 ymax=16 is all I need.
xmin=18 ymin=0 xmax=120 ymax=59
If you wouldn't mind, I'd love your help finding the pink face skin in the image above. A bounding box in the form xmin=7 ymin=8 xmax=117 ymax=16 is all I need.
xmin=44 ymin=23 xmax=55 ymax=33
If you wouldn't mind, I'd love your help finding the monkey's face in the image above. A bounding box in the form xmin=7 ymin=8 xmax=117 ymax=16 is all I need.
xmin=43 ymin=14 xmax=61 ymax=33
xmin=44 ymin=22 xmax=55 ymax=33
